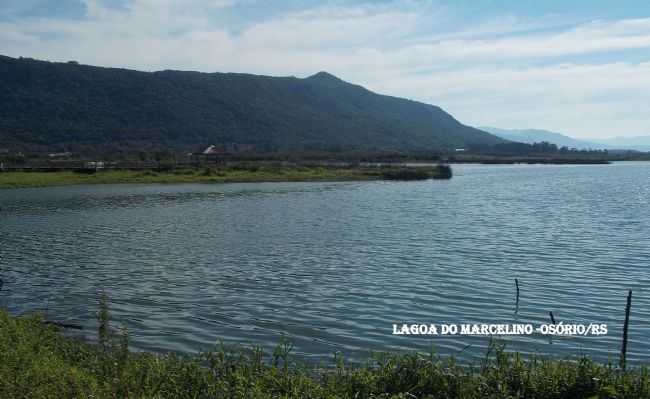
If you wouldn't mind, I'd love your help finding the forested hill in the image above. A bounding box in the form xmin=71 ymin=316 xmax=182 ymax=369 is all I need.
xmin=0 ymin=55 xmax=504 ymax=154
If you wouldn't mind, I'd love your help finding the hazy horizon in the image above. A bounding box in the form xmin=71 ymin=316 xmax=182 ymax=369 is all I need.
xmin=479 ymin=126 xmax=650 ymax=142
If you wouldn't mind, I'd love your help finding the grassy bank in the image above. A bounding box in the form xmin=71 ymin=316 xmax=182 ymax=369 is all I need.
xmin=0 ymin=165 xmax=452 ymax=189
xmin=1 ymin=309 xmax=649 ymax=398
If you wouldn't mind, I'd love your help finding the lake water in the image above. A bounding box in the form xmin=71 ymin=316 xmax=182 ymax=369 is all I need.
xmin=1 ymin=162 xmax=649 ymax=364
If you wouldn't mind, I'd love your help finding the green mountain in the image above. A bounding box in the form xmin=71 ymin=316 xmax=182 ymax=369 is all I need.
xmin=0 ymin=55 xmax=503 ymax=155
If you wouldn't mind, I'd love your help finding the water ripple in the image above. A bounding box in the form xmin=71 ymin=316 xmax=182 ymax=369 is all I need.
xmin=1 ymin=163 xmax=650 ymax=364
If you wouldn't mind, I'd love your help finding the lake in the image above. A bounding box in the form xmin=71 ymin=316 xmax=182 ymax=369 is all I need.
xmin=1 ymin=162 xmax=649 ymax=364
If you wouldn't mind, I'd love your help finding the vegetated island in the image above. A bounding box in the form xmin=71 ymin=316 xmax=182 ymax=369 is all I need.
xmin=1 ymin=308 xmax=648 ymax=398
xmin=0 ymin=164 xmax=452 ymax=189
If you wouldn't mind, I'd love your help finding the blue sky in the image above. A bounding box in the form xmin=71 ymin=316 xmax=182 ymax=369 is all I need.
xmin=1 ymin=0 xmax=649 ymax=138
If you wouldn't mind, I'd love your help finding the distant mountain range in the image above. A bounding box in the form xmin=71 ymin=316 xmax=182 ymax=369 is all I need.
xmin=0 ymin=55 xmax=504 ymax=155
xmin=481 ymin=127 xmax=650 ymax=152
xmin=479 ymin=127 xmax=607 ymax=150
xmin=590 ymin=136 xmax=650 ymax=152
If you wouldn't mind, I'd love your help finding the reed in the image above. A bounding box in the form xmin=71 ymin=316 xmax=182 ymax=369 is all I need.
xmin=1 ymin=308 xmax=649 ymax=399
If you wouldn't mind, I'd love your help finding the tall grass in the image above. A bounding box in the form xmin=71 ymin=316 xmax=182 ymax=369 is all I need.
xmin=0 ymin=165 xmax=452 ymax=189
xmin=1 ymin=307 xmax=649 ymax=398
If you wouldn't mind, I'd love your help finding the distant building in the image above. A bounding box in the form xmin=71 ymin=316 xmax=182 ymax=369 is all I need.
xmin=48 ymin=152 xmax=72 ymax=159
xmin=191 ymin=145 xmax=232 ymax=163
xmin=203 ymin=145 xmax=228 ymax=155
xmin=191 ymin=143 xmax=254 ymax=163
xmin=85 ymin=161 xmax=105 ymax=169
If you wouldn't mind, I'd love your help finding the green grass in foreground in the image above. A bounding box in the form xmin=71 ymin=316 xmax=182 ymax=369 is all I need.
xmin=0 ymin=165 xmax=452 ymax=189
xmin=1 ymin=308 xmax=649 ymax=399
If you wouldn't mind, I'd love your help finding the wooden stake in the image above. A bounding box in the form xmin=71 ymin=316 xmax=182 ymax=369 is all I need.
xmin=515 ymin=279 xmax=520 ymax=313
xmin=620 ymin=290 xmax=632 ymax=370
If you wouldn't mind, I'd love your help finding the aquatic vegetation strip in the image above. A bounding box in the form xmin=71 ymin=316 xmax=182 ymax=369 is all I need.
xmin=0 ymin=165 xmax=452 ymax=188
xmin=1 ymin=307 xmax=649 ymax=399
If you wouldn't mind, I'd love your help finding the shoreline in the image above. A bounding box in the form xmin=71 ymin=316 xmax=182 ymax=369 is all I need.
xmin=1 ymin=309 xmax=648 ymax=398
xmin=445 ymin=158 xmax=611 ymax=165
xmin=0 ymin=165 xmax=452 ymax=189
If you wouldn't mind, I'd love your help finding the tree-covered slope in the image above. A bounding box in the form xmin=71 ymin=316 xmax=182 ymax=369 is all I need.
xmin=0 ymin=55 xmax=503 ymax=153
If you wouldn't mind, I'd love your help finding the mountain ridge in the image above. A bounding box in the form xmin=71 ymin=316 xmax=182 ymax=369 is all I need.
xmin=0 ymin=55 xmax=504 ymax=155
xmin=480 ymin=127 xmax=608 ymax=150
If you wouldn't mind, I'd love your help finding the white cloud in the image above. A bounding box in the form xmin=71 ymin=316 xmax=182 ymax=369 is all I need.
xmin=0 ymin=1 xmax=648 ymax=138
xmin=370 ymin=62 xmax=650 ymax=138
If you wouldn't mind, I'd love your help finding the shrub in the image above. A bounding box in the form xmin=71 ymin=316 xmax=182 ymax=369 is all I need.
xmin=157 ymin=163 xmax=176 ymax=172
xmin=2 ymin=308 xmax=650 ymax=398
xmin=201 ymin=167 xmax=215 ymax=176
xmin=74 ymin=168 xmax=97 ymax=174
xmin=432 ymin=164 xmax=452 ymax=179
xmin=382 ymin=168 xmax=432 ymax=180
